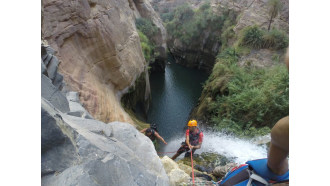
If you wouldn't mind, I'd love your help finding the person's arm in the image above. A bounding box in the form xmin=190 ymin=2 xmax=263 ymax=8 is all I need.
xmin=154 ymin=132 xmax=167 ymax=144
xmin=192 ymin=132 xmax=203 ymax=149
xmin=267 ymin=116 xmax=289 ymax=175
xmin=185 ymin=132 xmax=192 ymax=149
xmin=192 ymin=142 xmax=202 ymax=149
xmin=140 ymin=128 xmax=147 ymax=133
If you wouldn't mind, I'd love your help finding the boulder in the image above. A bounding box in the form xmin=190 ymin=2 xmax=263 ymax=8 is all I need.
xmin=168 ymin=168 xmax=190 ymax=186
xmin=212 ymin=162 xmax=237 ymax=178
xmin=108 ymin=121 xmax=167 ymax=175
xmin=161 ymin=156 xmax=179 ymax=174
xmin=41 ymin=98 xmax=169 ymax=185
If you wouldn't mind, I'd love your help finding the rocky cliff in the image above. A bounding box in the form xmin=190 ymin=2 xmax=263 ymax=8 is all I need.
xmin=152 ymin=0 xmax=288 ymax=72
xmin=133 ymin=0 xmax=168 ymax=72
xmin=42 ymin=0 xmax=166 ymax=124
xmin=41 ymin=44 xmax=169 ymax=185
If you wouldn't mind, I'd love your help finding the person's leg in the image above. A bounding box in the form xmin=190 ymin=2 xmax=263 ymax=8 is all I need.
xmin=171 ymin=152 xmax=182 ymax=160
xmin=172 ymin=145 xmax=188 ymax=160
xmin=267 ymin=116 xmax=289 ymax=175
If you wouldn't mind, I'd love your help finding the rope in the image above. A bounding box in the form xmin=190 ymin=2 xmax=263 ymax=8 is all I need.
xmin=191 ymin=150 xmax=195 ymax=186
xmin=157 ymin=151 xmax=177 ymax=154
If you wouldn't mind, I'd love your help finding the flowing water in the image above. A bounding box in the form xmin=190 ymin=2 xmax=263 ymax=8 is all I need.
xmin=163 ymin=131 xmax=268 ymax=164
xmin=147 ymin=56 xmax=268 ymax=164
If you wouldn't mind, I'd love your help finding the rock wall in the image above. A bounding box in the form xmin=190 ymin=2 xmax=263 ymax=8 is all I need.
xmin=42 ymin=0 xmax=165 ymax=124
xmin=168 ymin=28 xmax=222 ymax=73
xmin=41 ymin=53 xmax=169 ymax=185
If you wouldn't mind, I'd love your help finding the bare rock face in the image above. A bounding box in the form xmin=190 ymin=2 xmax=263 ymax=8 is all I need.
xmin=211 ymin=0 xmax=289 ymax=34
xmin=238 ymin=49 xmax=284 ymax=68
xmin=42 ymin=0 xmax=149 ymax=123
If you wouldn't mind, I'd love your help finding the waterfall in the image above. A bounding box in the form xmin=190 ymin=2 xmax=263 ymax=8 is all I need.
xmin=162 ymin=131 xmax=268 ymax=164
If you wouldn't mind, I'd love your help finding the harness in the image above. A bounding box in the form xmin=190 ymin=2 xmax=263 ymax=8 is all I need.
xmin=219 ymin=158 xmax=289 ymax=186
xmin=189 ymin=127 xmax=201 ymax=146
xmin=145 ymin=128 xmax=156 ymax=141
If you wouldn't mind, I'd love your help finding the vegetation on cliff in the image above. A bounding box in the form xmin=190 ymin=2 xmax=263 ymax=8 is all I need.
xmin=194 ymin=24 xmax=289 ymax=136
xmin=136 ymin=18 xmax=158 ymax=63
xmin=163 ymin=2 xmax=237 ymax=46
xmin=238 ymin=25 xmax=288 ymax=50
xmin=199 ymin=48 xmax=288 ymax=136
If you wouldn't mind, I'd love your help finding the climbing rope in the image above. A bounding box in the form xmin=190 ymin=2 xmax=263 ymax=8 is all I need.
xmin=157 ymin=151 xmax=177 ymax=155
xmin=191 ymin=150 xmax=195 ymax=186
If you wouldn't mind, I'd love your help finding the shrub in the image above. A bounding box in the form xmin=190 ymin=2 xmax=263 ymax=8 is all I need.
xmin=239 ymin=25 xmax=264 ymax=49
xmin=137 ymin=30 xmax=154 ymax=62
xmin=263 ymin=29 xmax=288 ymax=50
xmin=239 ymin=25 xmax=288 ymax=50
xmin=161 ymin=12 xmax=174 ymax=22
xmin=135 ymin=18 xmax=158 ymax=38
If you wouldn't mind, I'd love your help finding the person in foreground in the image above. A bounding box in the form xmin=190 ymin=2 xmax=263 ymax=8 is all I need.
xmin=140 ymin=127 xmax=167 ymax=146
xmin=218 ymin=48 xmax=289 ymax=186
xmin=171 ymin=120 xmax=204 ymax=160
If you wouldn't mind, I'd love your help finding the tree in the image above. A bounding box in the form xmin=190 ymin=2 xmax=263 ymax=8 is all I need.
xmin=267 ymin=0 xmax=282 ymax=31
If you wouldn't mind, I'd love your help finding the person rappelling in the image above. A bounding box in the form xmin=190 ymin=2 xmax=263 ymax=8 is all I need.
xmin=171 ymin=120 xmax=204 ymax=160
xmin=140 ymin=126 xmax=168 ymax=148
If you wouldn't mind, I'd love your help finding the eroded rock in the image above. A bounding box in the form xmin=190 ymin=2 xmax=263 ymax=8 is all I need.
xmin=42 ymin=0 xmax=150 ymax=123
xmin=41 ymin=98 xmax=169 ymax=185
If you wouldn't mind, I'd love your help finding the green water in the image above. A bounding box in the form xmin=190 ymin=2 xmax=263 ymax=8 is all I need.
xmin=147 ymin=56 xmax=208 ymax=148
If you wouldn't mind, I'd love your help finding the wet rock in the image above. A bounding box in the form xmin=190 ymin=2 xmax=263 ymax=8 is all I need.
xmin=178 ymin=152 xmax=230 ymax=174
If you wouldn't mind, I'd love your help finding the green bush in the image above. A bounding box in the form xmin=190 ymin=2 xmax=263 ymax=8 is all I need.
xmin=161 ymin=12 xmax=174 ymax=22
xmin=239 ymin=25 xmax=264 ymax=49
xmin=239 ymin=25 xmax=288 ymax=50
xmin=135 ymin=18 xmax=158 ymax=38
xmin=138 ymin=30 xmax=154 ymax=62
xmin=263 ymin=29 xmax=289 ymax=50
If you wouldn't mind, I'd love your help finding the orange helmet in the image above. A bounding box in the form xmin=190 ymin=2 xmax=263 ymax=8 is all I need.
xmin=187 ymin=120 xmax=197 ymax=127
